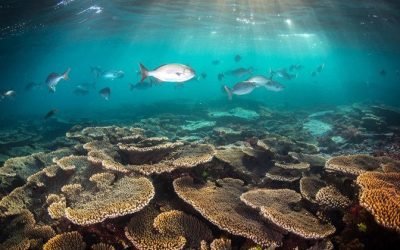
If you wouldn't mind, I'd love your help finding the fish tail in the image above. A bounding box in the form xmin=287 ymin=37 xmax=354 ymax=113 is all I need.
xmin=63 ymin=68 xmax=71 ymax=80
xmin=139 ymin=63 xmax=149 ymax=82
xmin=223 ymin=85 xmax=233 ymax=100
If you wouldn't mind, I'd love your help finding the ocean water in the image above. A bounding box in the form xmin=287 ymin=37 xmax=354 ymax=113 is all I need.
xmin=1 ymin=0 xmax=400 ymax=249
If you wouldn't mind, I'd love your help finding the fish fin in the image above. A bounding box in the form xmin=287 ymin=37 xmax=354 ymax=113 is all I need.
xmin=223 ymin=85 xmax=233 ymax=100
xmin=63 ymin=68 xmax=71 ymax=80
xmin=139 ymin=63 xmax=149 ymax=82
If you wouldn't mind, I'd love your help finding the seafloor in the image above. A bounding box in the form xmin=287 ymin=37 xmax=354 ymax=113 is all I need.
xmin=0 ymin=101 xmax=400 ymax=250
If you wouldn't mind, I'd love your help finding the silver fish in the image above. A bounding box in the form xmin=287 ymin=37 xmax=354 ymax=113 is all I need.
xmin=102 ymin=70 xmax=124 ymax=80
xmin=139 ymin=63 xmax=195 ymax=83
xmin=245 ymin=75 xmax=284 ymax=92
xmin=270 ymin=68 xmax=296 ymax=80
xmin=224 ymin=81 xmax=256 ymax=100
xmin=46 ymin=68 xmax=71 ymax=92
xmin=1 ymin=90 xmax=16 ymax=100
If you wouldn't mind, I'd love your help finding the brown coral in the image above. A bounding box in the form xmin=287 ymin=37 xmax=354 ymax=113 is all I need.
xmin=356 ymin=172 xmax=400 ymax=232
xmin=315 ymin=185 xmax=351 ymax=209
xmin=91 ymin=243 xmax=115 ymax=250
xmin=325 ymin=154 xmax=383 ymax=176
xmin=153 ymin=210 xmax=213 ymax=248
xmin=127 ymin=143 xmax=215 ymax=176
xmin=210 ymin=237 xmax=232 ymax=250
xmin=0 ymin=209 xmax=55 ymax=250
xmin=265 ymin=166 xmax=302 ymax=183
xmin=43 ymin=231 xmax=86 ymax=250
xmin=48 ymin=198 xmax=66 ymax=220
xmin=240 ymin=189 xmax=335 ymax=239
xmin=89 ymin=172 xmax=116 ymax=189
xmin=299 ymin=177 xmax=326 ymax=203
xmin=173 ymin=176 xmax=283 ymax=247
xmin=125 ymin=206 xmax=187 ymax=250
xmin=65 ymin=176 xmax=154 ymax=225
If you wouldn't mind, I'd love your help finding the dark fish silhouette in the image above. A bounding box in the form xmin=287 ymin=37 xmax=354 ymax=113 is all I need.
xmin=234 ymin=54 xmax=242 ymax=62
xmin=380 ymin=69 xmax=386 ymax=76
xmin=218 ymin=73 xmax=224 ymax=81
xmin=99 ymin=87 xmax=111 ymax=100
xmin=44 ymin=109 xmax=57 ymax=119
xmin=212 ymin=60 xmax=220 ymax=65
xmin=25 ymin=82 xmax=42 ymax=91
xmin=225 ymin=67 xmax=253 ymax=77
xmin=129 ymin=82 xmax=152 ymax=91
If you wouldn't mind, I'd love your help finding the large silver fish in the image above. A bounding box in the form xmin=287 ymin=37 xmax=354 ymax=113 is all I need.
xmin=139 ymin=63 xmax=195 ymax=83
xmin=224 ymin=81 xmax=256 ymax=100
xmin=46 ymin=68 xmax=71 ymax=92
xmin=245 ymin=75 xmax=285 ymax=92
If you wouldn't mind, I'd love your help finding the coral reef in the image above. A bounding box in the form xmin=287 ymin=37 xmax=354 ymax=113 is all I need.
xmin=240 ymin=188 xmax=336 ymax=239
xmin=173 ymin=176 xmax=283 ymax=247
xmin=356 ymin=172 xmax=400 ymax=232
xmin=1 ymin=102 xmax=400 ymax=249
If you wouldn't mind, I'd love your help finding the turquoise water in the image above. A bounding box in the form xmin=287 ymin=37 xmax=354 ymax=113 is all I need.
xmin=1 ymin=0 xmax=400 ymax=122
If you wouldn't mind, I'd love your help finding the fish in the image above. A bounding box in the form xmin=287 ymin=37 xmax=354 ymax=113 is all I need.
xmin=245 ymin=75 xmax=284 ymax=92
xmin=234 ymin=54 xmax=242 ymax=62
xmin=212 ymin=60 xmax=220 ymax=65
xmin=1 ymin=90 xmax=16 ymax=100
xmin=311 ymin=64 xmax=324 ymax=77
xmin=129 ymin=81 xmax=153 ymax=91
xmin=46 ymin=68 xmax=71 ymax=92
xmin=139 ymin=63 xmax=196 ymax=83
xmin=102 ymin=70 xmax=125 ymax=80
xmin=91 ymin=66 xmax=103 ymax=80
xmin=223 ymin=81 xmax=256 ymax=100
xmin=289 ymin=64 xmax=303 ymax=71
xmin=99 ymin=87 xmax=111 ymax=100
xmin=316 ymin=63 xmax=325 ymax=73
xmin=44 ymin=109 xmax=57 ymax=119
xmin=379 ymin=69 xmax=386 ymax=76
xmin=73 ymin=85 xmax=90 ymax=95
xmin=197 ymin=72 xmax=207 ymax=80
xmin=225 ymin=67 xmax=253 ymax=77
xmin=25 ymin=82 xmax=42 ymax=91
xmin=218 ymin=73 xmax=224 ymax=81
xmin=270 ymin=68 xmax=296 ymax=80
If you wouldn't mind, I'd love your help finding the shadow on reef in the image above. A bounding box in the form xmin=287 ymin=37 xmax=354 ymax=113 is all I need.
xmin=0 ymin=102 xmax=400 ymax=249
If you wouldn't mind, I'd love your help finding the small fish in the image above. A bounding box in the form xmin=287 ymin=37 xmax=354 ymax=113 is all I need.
xmin=289 ymin=64 xmax=303 ymax=71
xmin=225 ymin=67 xmax=253 ymax=77
xmin=316 ymin=63 xmax=325 ymax=73
xmin=44 ymin=109 xmax=58 ymax=119
xmin=234 ymin=54 xmax=242 ymax=62
xmin=102 ymin=70 xmax=125 ymax=80
xmin=99 ymin=87 xmax=111 ymax=100
xmin=311 ymin=71 xmax=317 ymax=77
xmin=25 ymin=82 xmax=42 ymax=91
xmin=270 ymin=68 xmax=296 ymax=80
xmin=73 ymin=85 xmax=90 ymax=95
xmin=91 ymin=66 xmax=103 ymax=80
xmin=197 ymin=72 xmax=207 ymax=80
xmin=139 ymin=63 xmax=195 ymax=83
xmin=218 ymin=73 xmax=224 ymax=81
xmin=212 ymin=60 xmax=220 ymax=65
xmin=379 ymin=69 xmax=386 ymax=76
xmin=129 ymin=82 xmax=152 ymax=91
xmin=223 ymin=81 xmax=256 ymax=100
xmin=3 ymin=90 xmax=16 ymax=97
xmin=46 ymin=68 xmax=71 ymax=92
xmin=245 ymin=75 xmax=284 ymax=92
